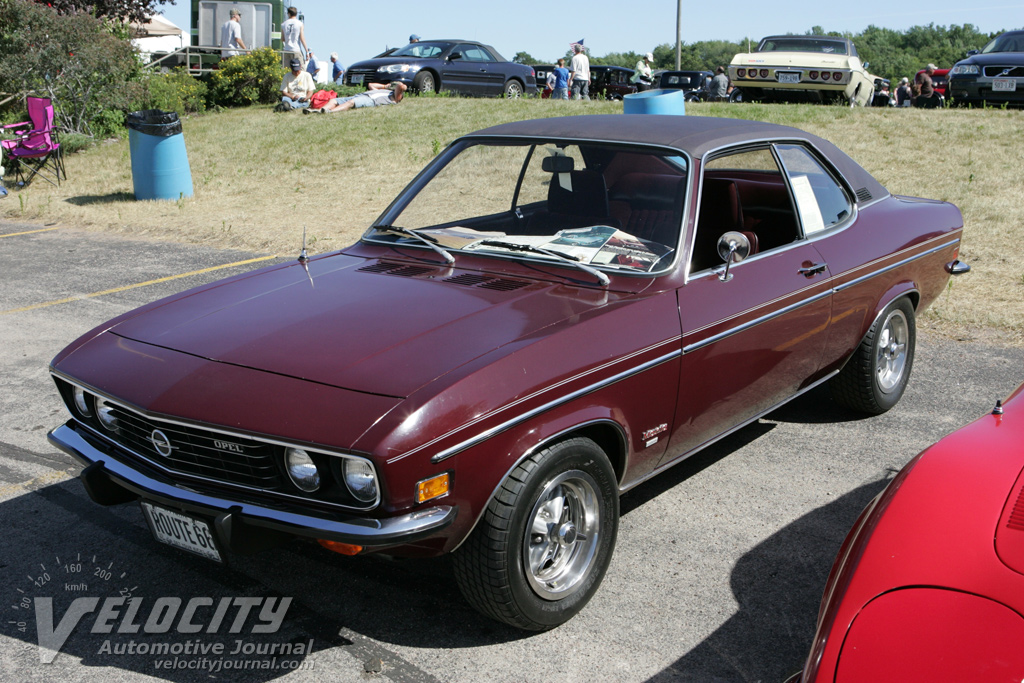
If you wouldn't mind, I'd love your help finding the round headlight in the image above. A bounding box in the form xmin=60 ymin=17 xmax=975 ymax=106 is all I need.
xmin=94 ymin=397 xmax=118 ymax=431
xmin=73 ymin=387 xmax=92 ymax=417
xmin=285 ymin=448 xmax=320 ymax=492
xmin=343 ymin=459 xmax=377 ymax=503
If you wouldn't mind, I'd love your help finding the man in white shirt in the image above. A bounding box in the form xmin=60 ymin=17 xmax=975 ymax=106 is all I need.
xmin=276 ymin=58 xmax=316 ymax=111
xmin=569 ymin=43 xmax=590 ymax=100
xmin=281 ymin=6 xmax=309 ymax=67
xmin=219 ymin=9 xmax=246 ymax=59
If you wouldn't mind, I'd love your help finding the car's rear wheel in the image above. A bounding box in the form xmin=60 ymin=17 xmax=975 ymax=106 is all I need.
xmin=729 ymin=88 xmax=744 ymax=103
xmin=413 ymin=71 xmax=436 ymax=94
xmin=831 ymin=297 xmax=916 ymax=414
xmin=453 ymin=437 xmax=618 ymax=630
xmin=504 ymin=79 xmax=524 ymax=98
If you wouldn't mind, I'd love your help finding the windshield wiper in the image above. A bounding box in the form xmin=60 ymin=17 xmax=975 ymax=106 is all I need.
xmin=476 ymin=239 xmax=610 ymax=287
xmin=372 ymin=225 xmax=455 ymax=264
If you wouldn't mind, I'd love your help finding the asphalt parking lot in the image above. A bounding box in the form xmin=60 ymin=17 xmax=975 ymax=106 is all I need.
xmin=2 ymin=221 xmax=1022 ymax=683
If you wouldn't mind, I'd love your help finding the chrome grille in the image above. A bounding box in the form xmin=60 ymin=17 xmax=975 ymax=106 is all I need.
xmin=345 ymin=68 xmax=377 ymax=85
xmin=984 ymin=65 xmax=1024 ymax=78
xmin=104 ymin=404 xmax=284 ymax=490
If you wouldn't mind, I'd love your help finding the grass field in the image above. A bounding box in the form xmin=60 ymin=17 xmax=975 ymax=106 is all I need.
xmin=2 ymin=98 xmax=1022 ymax=345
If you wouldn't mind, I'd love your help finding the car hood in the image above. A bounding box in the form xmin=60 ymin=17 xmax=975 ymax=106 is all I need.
xmin=107 ymin=254 xmax=625 ymax=399
xmin=955 ymin=52 xmax=1024 ymax=67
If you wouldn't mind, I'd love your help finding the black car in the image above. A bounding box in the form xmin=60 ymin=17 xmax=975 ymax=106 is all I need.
xmin=588 ymin=65 xmax=637 ymax=100
xmin=344 ymin=40 xmax=537 ymax=97
xmin=654 ymin=70 xmax=713 ymax=101
xmin=948 ymin=30 xmax=1024 ymax=106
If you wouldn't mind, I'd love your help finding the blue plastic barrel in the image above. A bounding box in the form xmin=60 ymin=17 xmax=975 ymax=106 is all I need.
xmin=622 ymin=89 xmax=686 ymax=116
xmin=126 ymin=110 xmax=194 ymax=201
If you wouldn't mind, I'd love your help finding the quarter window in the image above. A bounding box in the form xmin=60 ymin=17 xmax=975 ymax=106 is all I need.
xmin=775 ymin=144 xmax=852 ymax=235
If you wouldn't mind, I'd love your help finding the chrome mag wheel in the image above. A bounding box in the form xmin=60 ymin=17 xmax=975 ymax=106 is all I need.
xmin=524 ymin=470 xmax=601 ymax=600
xmin=876 ymin=308 xmax=909 ymax=393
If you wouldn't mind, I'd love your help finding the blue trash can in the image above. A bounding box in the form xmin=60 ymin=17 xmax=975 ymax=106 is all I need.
xmin=126 ymin=110 xmax=194 ymax=201
xmin=623 ymin=89 xmax=686 ymax=116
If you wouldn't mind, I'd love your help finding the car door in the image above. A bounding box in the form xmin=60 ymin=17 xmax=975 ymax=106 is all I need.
xmin=441 ymin=43 xmax=498 ymax=95
xmin=661 ymin=143 xmax=847 ymax=463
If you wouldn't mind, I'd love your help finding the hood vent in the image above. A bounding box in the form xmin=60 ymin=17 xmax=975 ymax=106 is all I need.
xmin=855 ymin=187 xmax=873 ymax=203
xmin=1007 ymin=485 xmax=1024 ymax=531
xmin=444 ymin=273 xmax=529 ymax=292
xmin=358 ymin=262 xmax=436 ymax=278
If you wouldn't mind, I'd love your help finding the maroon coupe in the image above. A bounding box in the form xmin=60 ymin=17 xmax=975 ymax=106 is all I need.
xmin=48 ymin=115 xmax=969 ymax=630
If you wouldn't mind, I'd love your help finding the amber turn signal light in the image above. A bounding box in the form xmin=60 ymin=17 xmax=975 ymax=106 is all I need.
xmin=416 ymin=472 xmax=450 ymax=503
xmin=318 ymin=539 xmax=363 ymax=555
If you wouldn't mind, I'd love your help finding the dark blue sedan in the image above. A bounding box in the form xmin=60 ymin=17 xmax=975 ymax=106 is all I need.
xmin=343 ymin=40 xmax=537 ymax=97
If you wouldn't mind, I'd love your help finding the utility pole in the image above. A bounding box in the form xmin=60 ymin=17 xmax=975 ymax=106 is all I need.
xmin=675 ymin=0 xmax=682 ymax=69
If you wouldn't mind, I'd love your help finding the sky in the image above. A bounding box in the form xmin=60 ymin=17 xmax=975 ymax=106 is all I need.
xmin=157 ymin=0 xmax=1022 ymax=68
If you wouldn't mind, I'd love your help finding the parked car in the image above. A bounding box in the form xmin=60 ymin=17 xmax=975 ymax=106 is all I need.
xmin=588 ymin=65 xmax=637 ymax=100
xmin=729 ymin=35 xmax=875 ymax=106
xmin=790 ymin=381 xmax=1024 ymax=682
xmin=653 ymin=70 xmax=713 ymax=101
xmin=343 ymin=39 xmax=537 ymax=97
xmin=532 ymin=63 xmax=555 ymax=97
xmin=948 ymin=30 xmax=1024 ymax=107
xmin=48 ymin=115 xmax=969 ymax=631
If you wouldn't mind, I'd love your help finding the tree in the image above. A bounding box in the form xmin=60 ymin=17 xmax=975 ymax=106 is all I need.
xmin=512 ymin=51 xmax=536 ymax=65
xmin=32 ymin=0 xmax=176 ymax=24
xmin=1 ymin=0 xmax=143 ymax=136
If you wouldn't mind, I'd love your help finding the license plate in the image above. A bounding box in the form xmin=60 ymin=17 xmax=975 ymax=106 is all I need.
xmin=351 ymin=74 xmax=364 ymax=84
xmin=993 ymin=78 xmax=1016 ymax=92
xmin=777 ymin=72 xmax=801 ymax=84
xmin=141 ymin=502 xmax=223 ymax=562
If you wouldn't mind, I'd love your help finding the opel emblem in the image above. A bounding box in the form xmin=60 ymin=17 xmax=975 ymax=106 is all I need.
xmin=149 ymin=429 xmax=175 ymax=457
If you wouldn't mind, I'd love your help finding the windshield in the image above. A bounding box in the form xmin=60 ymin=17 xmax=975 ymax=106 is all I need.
xmin=365 ymin=141 xmax=689 ymax=275
xmin=982 ymin=33 xmax=1024 ymax=54
xmin=391 ymin=42 xmax=450 ymax=58
xmin=758 ymin=38 xmax=848 ymax=55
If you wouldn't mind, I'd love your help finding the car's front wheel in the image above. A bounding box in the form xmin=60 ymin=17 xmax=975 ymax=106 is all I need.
xmin=831 ymin=297 xmax=916 ymax=414
xmin=453 ymin=437 xmax=619 ymax=630
xmin=728 ymin=88 xmax=744 ymax=103
xmin=504 ymin=79 xmax=524 ymax=98
xmin=413 ymin=71 xmax=436 ymax=94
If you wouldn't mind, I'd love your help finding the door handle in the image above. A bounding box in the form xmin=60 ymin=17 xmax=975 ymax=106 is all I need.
xmin=798 ymin=262 xmax=827 ymax=277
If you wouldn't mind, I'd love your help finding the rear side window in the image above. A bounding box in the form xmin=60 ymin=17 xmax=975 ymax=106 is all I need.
xmin=775 ymin=144 xmax=852 ymax=235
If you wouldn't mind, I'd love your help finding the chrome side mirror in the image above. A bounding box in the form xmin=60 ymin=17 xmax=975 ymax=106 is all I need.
xmin=716 ymin=231 xmax=750 ymax=282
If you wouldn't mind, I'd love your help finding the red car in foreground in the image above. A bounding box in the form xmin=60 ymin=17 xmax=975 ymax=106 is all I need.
xmin=794 ymin=382 xmax=1024 ymax=681
xmin=48 ymin=115 xmax=968 ymax=630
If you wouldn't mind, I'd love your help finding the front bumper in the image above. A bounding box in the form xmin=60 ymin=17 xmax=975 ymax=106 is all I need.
xmin=948 ymin=77 xmax=1024 ymax=104
xmin=48 ymin=423 xmax=457 ymax=552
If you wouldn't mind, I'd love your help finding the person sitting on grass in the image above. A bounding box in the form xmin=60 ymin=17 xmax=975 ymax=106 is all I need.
xmin=309 ymin=82 xmax=407 ymax=114
xmin=276 ymin=58 xmax=316 ymax=111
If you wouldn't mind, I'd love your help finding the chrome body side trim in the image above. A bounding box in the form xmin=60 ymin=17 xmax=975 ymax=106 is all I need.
xmin=833 ymin=238 xmax=960 ymax=293
xmin=429 ymin=349 xmax=680 ymax=464
xmin=49 ymin=424 xmax=455 ymax=546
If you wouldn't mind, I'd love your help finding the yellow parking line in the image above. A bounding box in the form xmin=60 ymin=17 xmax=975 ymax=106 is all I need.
xmin=0 ymin=255 xmax=279 ymax=316
xmin=0 ymin=226 xmax=62 ymax=238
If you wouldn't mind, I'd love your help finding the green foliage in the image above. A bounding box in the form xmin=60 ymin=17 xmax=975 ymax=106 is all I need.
xmin=512 ymin=51 xmax=536 ymax=65
xmin=145 ymin=69 xmax=208 ymax=117
xmin=208 ymin=48 xmax=284 ymax=107
xmin=0 ymin=0 xmax=143 ymax=136
xmin=31 ymin=0 xmax=174 ymax=23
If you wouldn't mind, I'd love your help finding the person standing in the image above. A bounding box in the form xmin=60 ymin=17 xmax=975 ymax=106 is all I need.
xmin=330 ymin=52 xmax=345 ymax=84
xmin=569 ymin=42 xmax=590 ymax=101
xmin=306 ymin=51 xmax=327 ymax=84
xmin=551 ymin=58 xmax=570 ymax=100
xmin=914 ymin=63 xmax=936 ymax=106
xmin=409 ymin=34 xmax=421 ymax=43
xmin=219 ymin=9 xmax=246 ymax=59
xmin=281 ymin=6 xmax=309 ymax=68
xmin=630 ymin=52 xmax=654 ymax=91
xmin=709 ymin=66 xmax=730 ymax=101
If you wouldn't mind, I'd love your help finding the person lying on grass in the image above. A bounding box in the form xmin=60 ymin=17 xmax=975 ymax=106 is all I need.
xmin=307 ymin=82 xmax=406 ymax=114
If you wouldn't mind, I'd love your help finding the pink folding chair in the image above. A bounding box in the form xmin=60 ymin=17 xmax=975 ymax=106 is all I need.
xmin=1 ymin=96 xmax=66 ymax=187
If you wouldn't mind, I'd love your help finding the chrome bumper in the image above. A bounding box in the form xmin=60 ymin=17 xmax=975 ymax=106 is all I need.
xmin=48 ymin=423 xmax=457 ymax=550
